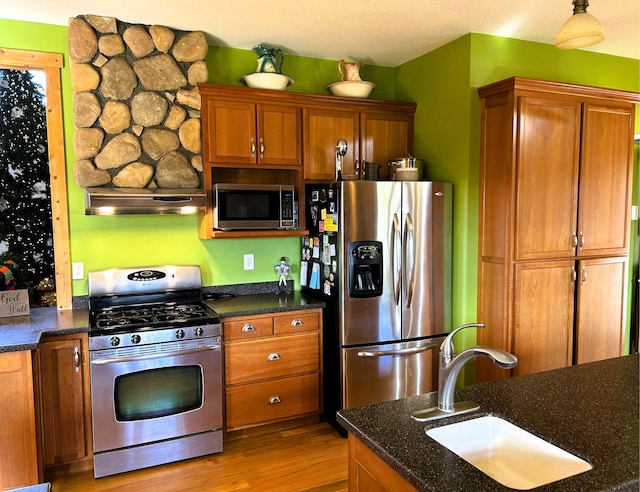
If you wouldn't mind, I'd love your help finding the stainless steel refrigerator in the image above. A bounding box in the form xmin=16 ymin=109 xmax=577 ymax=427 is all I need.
xmin=302 ymin=180 xmax=452 ymax=427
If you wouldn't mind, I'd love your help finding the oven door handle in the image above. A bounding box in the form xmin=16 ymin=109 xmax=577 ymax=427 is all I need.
xmin=90 ymin=344 xmax=221 ymax=365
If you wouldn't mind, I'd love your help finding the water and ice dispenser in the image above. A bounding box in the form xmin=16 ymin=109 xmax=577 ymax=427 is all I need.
xmin=348 ymin=241 xmax=383 ymax=298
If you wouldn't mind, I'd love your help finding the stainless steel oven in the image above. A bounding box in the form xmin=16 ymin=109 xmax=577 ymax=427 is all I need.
xmin=88 ymin=265 xmax=223 ymax=478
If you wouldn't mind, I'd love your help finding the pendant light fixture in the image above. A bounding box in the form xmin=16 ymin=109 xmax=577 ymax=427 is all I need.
xmin=556 ymin=0 xmax=605 ymax=49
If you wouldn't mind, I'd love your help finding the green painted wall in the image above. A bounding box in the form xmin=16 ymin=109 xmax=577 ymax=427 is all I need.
xmin=1 ymin=19 xmax=638 ymax=359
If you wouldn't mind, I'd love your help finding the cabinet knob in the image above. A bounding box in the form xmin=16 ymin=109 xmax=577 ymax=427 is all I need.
xmin=242 ymin=323 xmax=256 ymax=333
xmin=267 ymin=352 xmax=281 ymax=361
xmin=268 ymin=395 xmax=281 ymax=404
xmin=291 ymin=318 xmax=303 ymax=327
xmin=73 ymin=346 xmax=80 ymax=373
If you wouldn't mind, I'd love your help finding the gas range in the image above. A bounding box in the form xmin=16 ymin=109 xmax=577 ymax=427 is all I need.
xmin=87 ymin=265 xmax=224 ymax=478
xmin=87 ymin=265 xmax=220 ymax=351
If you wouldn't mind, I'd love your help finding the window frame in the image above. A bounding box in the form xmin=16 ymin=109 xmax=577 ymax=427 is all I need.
xmin=0 ymin=48 xmax=71 ymax=309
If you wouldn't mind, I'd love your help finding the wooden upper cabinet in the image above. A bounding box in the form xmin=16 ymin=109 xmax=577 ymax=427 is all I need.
xmin=203 ymin=99 xmax=301 ymax=167
xmin=513 ymin=95 xmax=635 ymax=261
xmin=360 ymin=111 xmax=414 ymax=177
xmin=257 ymin=104 xmax=302 ymax=166
xmin=577 ymin=102 xmax=634 ymax=257
xmin=304 ymin=108 xmax=415 ymax=181
xmin=514 ymin=96 xmax=581 ymax=261
xmin=304 ymin=107 xmax=359 ymax=181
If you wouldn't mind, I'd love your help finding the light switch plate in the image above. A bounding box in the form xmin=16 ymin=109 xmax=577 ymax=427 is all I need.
xmin=243 ymin=254 xmax=254 ymax=270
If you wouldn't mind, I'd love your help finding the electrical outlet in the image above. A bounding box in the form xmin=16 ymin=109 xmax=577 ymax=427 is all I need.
xmin=243 ymin=254 xmax=254 ymax=271
xmin=72 ymin=262 xmax=84 ymax=280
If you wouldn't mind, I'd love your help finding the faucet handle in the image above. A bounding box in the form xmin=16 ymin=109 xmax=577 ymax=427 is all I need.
xmin=441 ymin=323 xmax=485 ymax=357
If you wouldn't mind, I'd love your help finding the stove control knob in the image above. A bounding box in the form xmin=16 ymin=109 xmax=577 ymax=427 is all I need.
xmin=131 ymin=334 xmax=141 ymax=344
xmin=176 ymin=329 xmax=185 ymax=340
xmin=109 ymin=336 xmax=121 ymax=347
xmin=194 ymin=327 xmax=204 ymax=337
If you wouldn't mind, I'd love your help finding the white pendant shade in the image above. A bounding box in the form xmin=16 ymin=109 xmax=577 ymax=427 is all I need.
xmin=556 ymin=11 xmax=605 ymax=49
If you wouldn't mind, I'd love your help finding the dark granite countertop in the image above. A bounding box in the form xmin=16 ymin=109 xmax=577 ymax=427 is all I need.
xmin=337 ymin=354 xmax=639 ymax=492
xmin=0 ymin=288 xmax=324 ymax=352
xmin=204 ymin=291 xmax=325 ymax=318
xmin=0 ymin=307 xmax=89 ymax=353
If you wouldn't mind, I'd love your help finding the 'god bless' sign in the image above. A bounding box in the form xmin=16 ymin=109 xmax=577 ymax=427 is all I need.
xmin=0 ymin=289 xmax=30 ymax=318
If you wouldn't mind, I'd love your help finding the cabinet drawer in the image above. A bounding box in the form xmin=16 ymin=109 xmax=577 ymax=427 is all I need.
xmin=225 ymin=333 xmax=319 ymax=385
xmin=274 ymin=311 xmax=320 ymax=335
xmin=225 ymin=373 xmax=320 ymax=429
xmin=223 ymin=317 xmax=273 ymax=341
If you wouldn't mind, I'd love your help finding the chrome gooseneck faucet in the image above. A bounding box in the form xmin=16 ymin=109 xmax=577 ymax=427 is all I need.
xmin=412 ymin=323 xmax=517 ymax=422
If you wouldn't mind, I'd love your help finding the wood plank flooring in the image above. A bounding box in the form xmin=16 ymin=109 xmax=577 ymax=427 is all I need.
xmin=48 ymin=422 xmax=348 ymax=492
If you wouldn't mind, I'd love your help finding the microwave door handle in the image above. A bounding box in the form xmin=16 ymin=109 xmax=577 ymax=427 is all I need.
xmin=90 ymin=344 xmax=221 ymax=365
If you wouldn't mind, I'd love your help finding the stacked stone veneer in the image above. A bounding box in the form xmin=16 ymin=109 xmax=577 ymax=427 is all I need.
xmin=68 ymin=15 xmax=208 ymax=189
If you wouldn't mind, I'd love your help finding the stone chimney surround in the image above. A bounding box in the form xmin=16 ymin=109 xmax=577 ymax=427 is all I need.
xmin=68 ymin=14 xmax=208 ymax=190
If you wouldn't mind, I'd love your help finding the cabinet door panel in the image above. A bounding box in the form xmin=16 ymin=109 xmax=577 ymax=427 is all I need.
xmin=513 ymin=261 xmax=574 ymax=376
xmin=0 ymin=351 xmax=38 ymax=489
xmin=304 ymin=108 xmax=359 ymax=180
xmin=39 ymin=337 xmax=86 ymax=465
xmin=575 ymin=257 xmax=626 ymax=364
xmin=577 ymin=102 xmax=634 ymax=257
xmin=258 ymin=104 xmax=301 ymax=166
xmin=360 ymin=112 xmax=413 ymax=180
xmin=515 ymin=97 xmax=581 ymax=260
xmin=205 ymin=100 xmax=256 ymax=164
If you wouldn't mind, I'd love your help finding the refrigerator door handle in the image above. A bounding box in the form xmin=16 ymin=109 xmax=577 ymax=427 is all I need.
xmin=392 ymin=212 xmax=402 ymax=305
xmin=404 ymin=212 xmax=415 ymax=308
xmin=357 ymin=341 xmax=440 ymax=357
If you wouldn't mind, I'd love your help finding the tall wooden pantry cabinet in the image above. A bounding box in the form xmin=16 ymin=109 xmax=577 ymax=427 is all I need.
xmin=476 ymin=77 xmax=638 ymax=381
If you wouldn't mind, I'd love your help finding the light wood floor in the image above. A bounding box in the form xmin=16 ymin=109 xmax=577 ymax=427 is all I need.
xmin=48 ymin=422 xmax=348 ymax=492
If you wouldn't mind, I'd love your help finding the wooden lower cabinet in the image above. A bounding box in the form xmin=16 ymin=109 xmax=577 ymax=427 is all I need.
xmin=223 ymin=309 xmax=322 ymax=432
xmin=37 ymin=333 xmax=92 ymax=470
xmin=0 ymin=350 xmax=39 ymax=490
xmin=512 ymin=257 xmax=627 ymax=377
xmin=348 ymin=434 xmax=416 ymax=492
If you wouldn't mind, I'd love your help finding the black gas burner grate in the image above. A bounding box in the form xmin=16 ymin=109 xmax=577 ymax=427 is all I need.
xmin=91 ymin=302 xmax=215 ymax=332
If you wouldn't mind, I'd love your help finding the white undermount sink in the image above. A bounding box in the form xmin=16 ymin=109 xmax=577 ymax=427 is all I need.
xmin=426 ymin=415 xmax=592 ymax=490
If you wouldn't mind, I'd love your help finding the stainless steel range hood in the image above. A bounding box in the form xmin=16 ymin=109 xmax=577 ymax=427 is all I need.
xmin=84 ymin=188 xmax=207 ymax=215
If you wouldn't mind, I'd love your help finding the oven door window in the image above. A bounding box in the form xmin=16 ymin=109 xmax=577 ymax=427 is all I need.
xmin=114 ymin=365 xmax=203 ymax=421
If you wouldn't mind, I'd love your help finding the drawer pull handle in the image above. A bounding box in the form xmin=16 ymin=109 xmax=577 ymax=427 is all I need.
xmin=268 ymin=395 xmax=281 ymax=404
xmin=242 ymin=323 xmax=256 ymax=333
xmin=268 ymin=352 xmax=281 ymax=361
xmin=291 ymin=318 xmax=304 ymax=327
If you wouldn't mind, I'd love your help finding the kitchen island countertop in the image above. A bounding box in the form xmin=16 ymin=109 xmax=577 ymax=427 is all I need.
xmin=337 ymin=354 xmax=639 ymax=492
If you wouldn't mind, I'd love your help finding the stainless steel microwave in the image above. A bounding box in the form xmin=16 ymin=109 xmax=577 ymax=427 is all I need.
xmin=213 ymin=183 xmax=296 ymax=230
